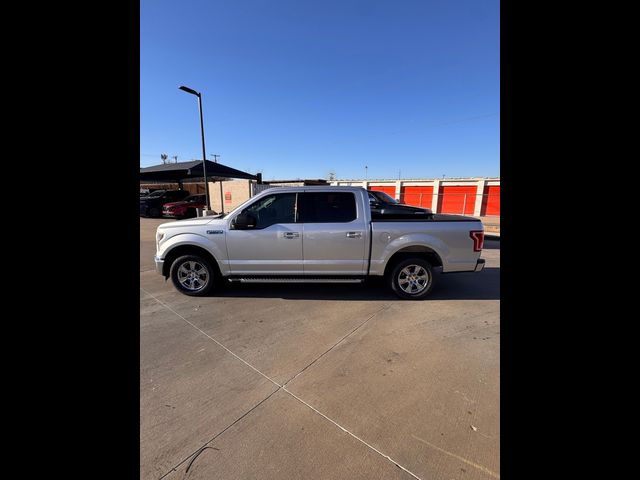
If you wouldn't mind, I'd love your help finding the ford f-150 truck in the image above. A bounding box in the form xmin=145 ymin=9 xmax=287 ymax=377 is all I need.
xmin=154 ymin=186 xmax=485 ymax=299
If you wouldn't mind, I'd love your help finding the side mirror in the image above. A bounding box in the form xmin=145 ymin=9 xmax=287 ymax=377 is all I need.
xmin=232 ymin=212 xmax=257 ymax=229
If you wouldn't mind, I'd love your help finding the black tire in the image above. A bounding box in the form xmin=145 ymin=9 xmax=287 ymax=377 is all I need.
xmin=186 ymin=208 xmax=197 ymax=219
xmin=170 ymin=255 xmax=215 ymax=296
xmin=389 ymin=258 xmax=435 ymax=300
xmin=149 ymin=207 xmax=161 ymax=217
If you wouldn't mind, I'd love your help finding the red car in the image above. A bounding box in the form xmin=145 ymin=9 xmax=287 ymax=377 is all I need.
xmin=162 ymin=194 xmax=209 ymax=219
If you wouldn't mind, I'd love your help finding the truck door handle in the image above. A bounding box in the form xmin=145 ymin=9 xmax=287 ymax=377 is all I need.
xmin=283 ymin=232 xmax=300 ymax=238
xmin=346 ymin=232 xmax=362 ymax=238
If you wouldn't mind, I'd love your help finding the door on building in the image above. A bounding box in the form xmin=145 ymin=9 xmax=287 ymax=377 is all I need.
xmin=226 ymin=192 xmax=303 ymax=274
xmin=481 ymin=185 xmax=500 ymax=216
xmin=298 ymin=191 xmax=367 ymax=275
xmin=440 ymin=186 xmax=477 ymax=215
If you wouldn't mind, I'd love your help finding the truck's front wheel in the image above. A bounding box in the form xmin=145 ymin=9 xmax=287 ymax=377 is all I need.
xmin=389 ymin=258 xmax=434 ymax=300
xmin=170 ymin=255 xmax=215 ymax=296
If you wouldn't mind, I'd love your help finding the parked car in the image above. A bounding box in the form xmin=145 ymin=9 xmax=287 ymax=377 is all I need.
xmin=140 ymin=190 xmax=190 ymax=217
xmin=153 ymin=186 xmax=484 ymax=299
xmin=162 ymin=194 xmax=210 ymax=219
xmin=367 ymin=190 xmax=432 ymax=217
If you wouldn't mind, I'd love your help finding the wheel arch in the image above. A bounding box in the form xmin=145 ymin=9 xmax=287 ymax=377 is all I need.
xmin=162 ymin=244 xmax=221 ymax=279
xmin=383 ymin=245 xmax=443 ymax=278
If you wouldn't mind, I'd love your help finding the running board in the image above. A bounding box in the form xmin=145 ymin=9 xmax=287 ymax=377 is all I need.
xmin=227 ymin=277 xmax=364 ymax=284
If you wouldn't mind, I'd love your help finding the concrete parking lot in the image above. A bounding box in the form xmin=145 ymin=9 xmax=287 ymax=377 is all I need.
xmin=140 ymin=217 xmax=500 ymax=479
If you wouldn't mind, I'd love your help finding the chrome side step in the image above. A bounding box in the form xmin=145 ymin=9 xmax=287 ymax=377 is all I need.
xmin=228 ymin=277 xmax=364 ymax=284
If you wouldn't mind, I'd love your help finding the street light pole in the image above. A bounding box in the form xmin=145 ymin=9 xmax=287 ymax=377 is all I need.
xmin=196 ymin=94 xmax=210 ymax=211
xmin=179 ymin=85 xmax=212 ymax=211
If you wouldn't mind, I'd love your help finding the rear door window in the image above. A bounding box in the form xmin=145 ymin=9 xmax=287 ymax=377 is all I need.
xmin=298 ymin=192 xmax=357 ymax=223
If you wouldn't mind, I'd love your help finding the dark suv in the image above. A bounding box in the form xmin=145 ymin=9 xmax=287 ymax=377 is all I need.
xmin=367 ymin=190 xmax=432 ymax=218
xmin=140 ymin=190 xmax=190 ymax=217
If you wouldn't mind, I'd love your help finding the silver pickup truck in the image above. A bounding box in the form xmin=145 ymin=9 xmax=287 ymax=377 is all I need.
xmin=154 ymin=186 xmax=485 ymax=299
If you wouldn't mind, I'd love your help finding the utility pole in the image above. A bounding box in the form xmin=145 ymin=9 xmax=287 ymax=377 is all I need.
xmin=365 ymin=165 xmax=368 ymax=180
xmin=210 ymin=154 xmax=220 ymax=163
xmin=172 ymin=155 xmax=178 ymax=163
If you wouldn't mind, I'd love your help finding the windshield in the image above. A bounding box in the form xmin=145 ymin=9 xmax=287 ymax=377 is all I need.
xmin=146 ymin=190 xmax=166 ymax=198
xmin=370 ymin=190 xmax=398 ymax=204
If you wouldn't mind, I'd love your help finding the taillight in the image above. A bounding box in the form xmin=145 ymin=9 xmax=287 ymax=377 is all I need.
xmin=470 ymin=230 xmax=484 ymax=252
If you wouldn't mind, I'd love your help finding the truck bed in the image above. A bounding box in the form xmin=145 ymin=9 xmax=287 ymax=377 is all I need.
xmin=368 ymin=215 xmax=482 ymax=275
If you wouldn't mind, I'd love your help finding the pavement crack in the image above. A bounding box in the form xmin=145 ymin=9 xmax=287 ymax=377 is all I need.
xmin=184 ymin=446 xmax=218 ymax=474
xmin=158 ymin=387 xmax=281 ymax=479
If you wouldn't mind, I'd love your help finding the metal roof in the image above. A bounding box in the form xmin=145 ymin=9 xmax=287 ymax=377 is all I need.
xmin=140 ymin=160 xmax=257 ymax=181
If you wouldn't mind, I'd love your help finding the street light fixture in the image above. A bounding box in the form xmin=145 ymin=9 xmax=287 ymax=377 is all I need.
xmin=179 ymin=85 xmax=220 ymax=212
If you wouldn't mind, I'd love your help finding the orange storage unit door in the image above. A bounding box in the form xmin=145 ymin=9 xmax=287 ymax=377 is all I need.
xmin=401 ymin=186 xmax=433 ymax=208
xmin=481 ymin=185 xmax=500 ymax=216
xmin=440 ymin=186 xmax=477 ymax=215
xmin=369 ymin=185 xmax=396 ymax=198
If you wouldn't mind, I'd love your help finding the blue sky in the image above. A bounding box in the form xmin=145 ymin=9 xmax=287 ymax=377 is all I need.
xmin=141 ymin=0 xmax=499 ymax=180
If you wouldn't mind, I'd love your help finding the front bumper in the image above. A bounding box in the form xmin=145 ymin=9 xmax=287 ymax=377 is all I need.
xmin=154 ymin=256 xmax=164 ymax=274
xmin=474 ymin=258 xmax=485 ymax=272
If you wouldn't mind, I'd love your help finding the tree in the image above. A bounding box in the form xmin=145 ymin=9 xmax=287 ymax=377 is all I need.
xmin=327 ymin=171 xmax=336 ymax=181
xmin=160 ymin=153 xmax=168 ymax=164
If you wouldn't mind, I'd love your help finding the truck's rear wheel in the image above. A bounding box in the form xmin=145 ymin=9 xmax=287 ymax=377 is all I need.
xmin=389 ymin=258 xmax=434 ymax=300
xmin=170 ymin=255 xmax=215 ymax=296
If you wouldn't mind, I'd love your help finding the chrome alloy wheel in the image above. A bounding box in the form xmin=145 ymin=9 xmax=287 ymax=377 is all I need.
xmin=397 ymin=264 xmax=429 ymax=295
xmin=177 ymin=260 xmax=209 ymax=291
